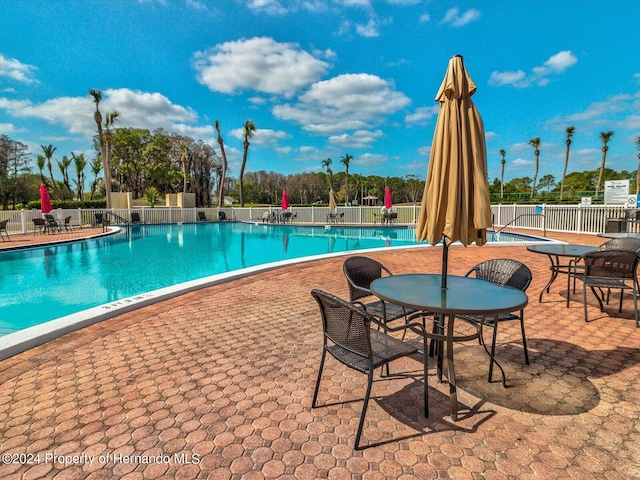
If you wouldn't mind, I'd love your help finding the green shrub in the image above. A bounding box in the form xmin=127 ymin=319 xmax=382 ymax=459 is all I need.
xmin=27 ymin=199 xmax=107 ymax=210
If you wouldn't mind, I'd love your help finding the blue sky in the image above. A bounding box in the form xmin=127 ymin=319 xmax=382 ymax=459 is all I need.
xmin=0 ymin=0 xmax=639 ymax=186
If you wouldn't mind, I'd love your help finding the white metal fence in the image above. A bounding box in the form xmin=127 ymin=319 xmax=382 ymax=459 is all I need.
xmin=0 ymin=204 xmax=633 ymax=236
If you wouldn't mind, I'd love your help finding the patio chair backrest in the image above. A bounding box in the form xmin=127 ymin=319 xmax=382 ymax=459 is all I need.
xmin=311 ymin=289 xmax=372 ymax=361
xmin=582 ymin=250 xmax=639 ymax=280
xmin=466 ymin=258 xmax=532 ymax=292
xmin=601 ymin=237 xmax=640 ymax=253
xmin=343 ymin=256 xmax=392 ymax=302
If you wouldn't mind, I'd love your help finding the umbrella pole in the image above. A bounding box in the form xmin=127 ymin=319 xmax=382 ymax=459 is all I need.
xmin=441 ymin=237 xmax=448 ymax=289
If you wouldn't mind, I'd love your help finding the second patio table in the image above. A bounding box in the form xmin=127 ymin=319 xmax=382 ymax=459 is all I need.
xmin=527 ymin=244 xmax=597 ymax=302
xmin=370 ymin=274 xmax=528 ymax=420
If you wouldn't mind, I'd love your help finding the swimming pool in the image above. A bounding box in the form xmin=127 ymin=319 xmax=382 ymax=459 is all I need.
xmin=0 ymin=222 xmax=549 ymax=337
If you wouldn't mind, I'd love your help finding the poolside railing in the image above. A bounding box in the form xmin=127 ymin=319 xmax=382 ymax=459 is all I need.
xmin=0 ymin=204 xmax=631 ymax=236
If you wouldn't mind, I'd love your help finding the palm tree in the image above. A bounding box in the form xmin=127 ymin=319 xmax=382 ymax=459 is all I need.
xmin=594 ymin=130 xmax=614 ymax=200
xmin=499 ymin=149 xmax=506 ymax=198
xmin=560 ymin=126 xmax=575 ymax=201
xmin=72 ymin=152 xmax=87 ymax=200
xmin=103 ymin=111 xmax=119 ymax=207
xmin=56 ymin=155 xmax=73 ymax=199
xmin=215 ymin=120 xmax=229 ymax=208
xmin=340 ymin=153 xmax=353 ymax=206
xmin=89 ymin=157 xmax=102 ymax=200
xmin=528 ymin=137 xmax=541 ymax=198
xmin=321 ymin=157 xmax=333 ymax=189
xmin=36 ymin=155 xmax=47 ymax=186
xmin=41 ymin=144 xmax=58 ymax=194
xmin=89 ymin=89 xmax=105 ymax=159
xmin=239 ymin=119 xmax=256 ymax=207
xmin=179 ymin=141 xmax=188 ymax=193
xmin=636 ymin=135 xmax=640 ymax=195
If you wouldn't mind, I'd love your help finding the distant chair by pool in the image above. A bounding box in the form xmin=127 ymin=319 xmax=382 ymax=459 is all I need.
xmin=131 ymin=212 xmax=142 ymax=224
xmin=63 ymin=216 xmax=82 ymax=231
xmin=0 ymin=219 xmax=9 ymax=241
xmin=197 ymin=211 xmax=210 ymax=222
xmin=94 ymin=213 xmax=109 ymax=227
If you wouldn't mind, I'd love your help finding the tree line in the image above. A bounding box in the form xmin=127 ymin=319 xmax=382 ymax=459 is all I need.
xmin=496 ymin=128 xmax=640 ymax=202
xmin=2 ymin=92 xmax=640 ymax=210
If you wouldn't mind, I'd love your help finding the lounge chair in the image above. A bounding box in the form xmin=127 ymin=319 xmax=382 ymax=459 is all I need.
xmin=63 ymin=216 xmax=82 ymax=231
xmin=0 ymin=219 xmax=8 ymax=241
xmin=44 ymin=214 xmax=60 ymax=233
xmin=197 ymin=211 xmax=210 ymax=222
xmin=131 ymin=212 xmax=142 ymax=224
xmin=218 ymin=211 xmax=227 ymax=221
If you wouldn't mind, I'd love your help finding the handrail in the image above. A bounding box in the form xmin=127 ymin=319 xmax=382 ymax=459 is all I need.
xmin=104 ymin=211 xmax=130 ymax=226
xmin=494 ymin=213 xmax=546 ymax=237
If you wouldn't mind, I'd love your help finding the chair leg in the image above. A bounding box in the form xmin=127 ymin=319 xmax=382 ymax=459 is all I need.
xmin=619 ymin=288 xmax=624 ymax=313
xmin=520 ymin=313 xmax=529 ymax=365
xmin=583 ymin=284 xmax=589 ymax=322
xmin=421 ymin=333 xmax=429 ymax=418
xmin=354 ymin=369 xmax=374 ymax=450
xmin=634 ymin=285 xmax=639 ymax=328
xmin=312 ymin=349 xmax=327 ymax=408
xmin=487 ymin=324 xmax=499 ymax=383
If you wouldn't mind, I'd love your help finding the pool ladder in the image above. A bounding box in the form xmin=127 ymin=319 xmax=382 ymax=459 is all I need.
xmin=493 ymin=213 xmax=546 ymax=237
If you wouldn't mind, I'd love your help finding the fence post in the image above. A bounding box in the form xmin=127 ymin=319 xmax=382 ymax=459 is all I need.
xmin=577 ymin=203 xmax=583 ymax=234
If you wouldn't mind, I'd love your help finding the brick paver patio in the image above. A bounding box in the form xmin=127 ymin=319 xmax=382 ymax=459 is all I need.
xmin=1 ymin=228 xmax=639 ymax=479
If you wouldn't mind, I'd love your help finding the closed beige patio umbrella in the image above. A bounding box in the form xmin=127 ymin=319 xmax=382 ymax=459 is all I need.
xmin=415 ymin=55 xmax=492 ymax=288
xmin=329 ymin=188 xmax=337 ymax=211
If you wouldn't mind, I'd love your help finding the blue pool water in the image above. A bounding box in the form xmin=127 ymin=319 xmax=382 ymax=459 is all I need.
xmin=0 ymin=223 xmax=544 ymax=335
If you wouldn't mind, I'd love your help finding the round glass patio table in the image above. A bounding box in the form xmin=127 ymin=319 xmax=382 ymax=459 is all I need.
xmin=527 ymin=244 xmax=597 ymax=302
xmin=370 ymin=274 xmax=528 ymax=421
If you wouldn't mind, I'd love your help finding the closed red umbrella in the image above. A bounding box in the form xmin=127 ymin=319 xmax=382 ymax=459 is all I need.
xmin=384 ymin=186 xmax=393 ymax=209
xmin=281 ymin=189 xmax=290 ymax=210
xmin=40 ymin=184 xmax=53 ymax=214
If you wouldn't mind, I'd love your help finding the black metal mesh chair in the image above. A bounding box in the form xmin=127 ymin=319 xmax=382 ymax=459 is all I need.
xmin=311 ymin=289 xmax=427 ymax=450
xmin=33 ymin=218 xmax=46 ymax=235
xmin=573 ymin=250 xmax=639 ymax=327
xmin=343 ymin=256 xmax=418 ymax=326
xmin=44 ymin=214 xmax=59 ymax=233
xmin=600 ymin=237 xmax=640 ymax=252
xmin=0 ymin=219 xmax=8 ymax=241
xmin=461 ymin=259 xmax=532 ymax=384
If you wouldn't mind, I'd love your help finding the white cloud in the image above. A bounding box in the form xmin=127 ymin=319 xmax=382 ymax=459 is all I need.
xmin=328 ymin=129 xmax=383 ymax=148
xmin=417 ymin=145 xmax=430 ymax=157
xmin=419 ymin=12 xmax=430 ymax=23
xmin=229 ymin=127 xmax=290 ymax=146
xmin=488 ymin=70 xmax=527 ymax=87
xmin=354 ymin=152 xmax=387 ymax=167
xmin=356 ymin=19 xmax=380 ymax=37
xmin=0 ymin=88 xmax=208 ymax=139
xmin=634 ymin=73 xmax=640 ymax=84
xmin=245 ymin=0 xmax=289 ymax=15
xmin=405 ymin=105 xmax=438 ymax=124
xmin=0 ymin=123 xmax=17 ymax=134
xmin=440 ymin=8 xmax=480 ymax=27
xmin=193 ymin=37 xmax=329 ymax=98
xmin=512 ymin=158 xmax=533 ymax=167
xmin=0 ymin=53 xmax=38 ymax=84
xmin=489 ymin=51 xmax=578 ymax=88
xmin=547 ymin=91 xmax=640 ymax=132
xmin=272 ymin=73 xmax=410 ymax=135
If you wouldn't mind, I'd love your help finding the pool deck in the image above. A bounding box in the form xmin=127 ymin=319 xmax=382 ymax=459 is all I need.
xmin=1 ymin=228 xmax=639 ymax=479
